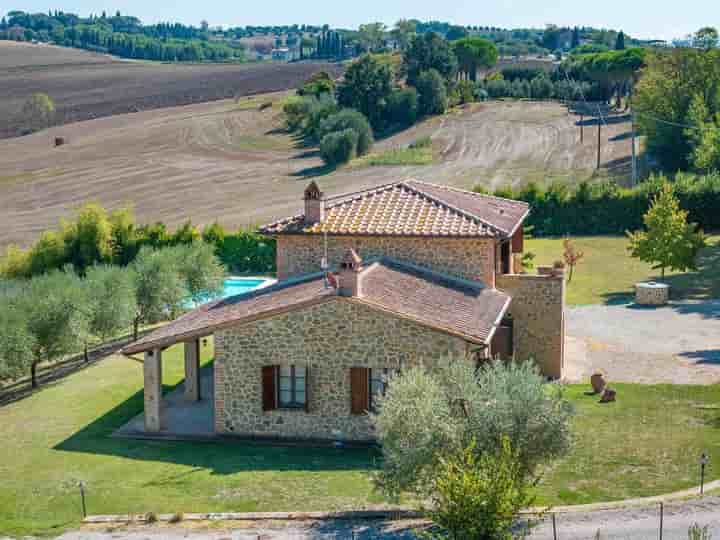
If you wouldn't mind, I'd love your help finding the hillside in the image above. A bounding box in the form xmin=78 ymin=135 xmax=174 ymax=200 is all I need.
xmin=0 ymin=41 xmax=344 ymax=139
xmin=0 ymin=93 xmax=632 ymax=248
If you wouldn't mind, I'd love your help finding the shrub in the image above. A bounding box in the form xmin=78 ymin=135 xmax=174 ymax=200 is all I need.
xmin=426 ymin=438 xmax=533 ymax=540
xmin=416 ymin=69 xmax=448 ymax=116
xmin=282 ymin=95 xmax=314 ymax=131
xmin=318 ymin=109 xmax=374 ymax=156
xmin=486 ymin=79 xmax=511 ymax=98
xmin=320 ymin=129 xmax=359 ymax=166
xmin=301 ymin=94 xmax=339 ymax=142
xmin=530 ymin=75 xmax=555 ymax=100
xmin=385 ymin=88 xmax=419 ymax=128
xmin=297 ymin=71 xmax=335 ymax=98
xmin=144 ymin=511 xmax=158 ymax=524
xmin=453 ymin=79 xmax=476 ymax=105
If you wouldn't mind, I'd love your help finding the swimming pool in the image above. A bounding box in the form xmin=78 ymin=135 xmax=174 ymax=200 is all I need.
xmin=186 ymin=277 xmax=274 ymax=308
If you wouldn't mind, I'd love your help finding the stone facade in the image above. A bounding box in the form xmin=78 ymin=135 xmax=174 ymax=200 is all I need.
xmin=496 ymin=271 xmax=565 ymax=379
xmin=276 ymin=235 xmax=496 ymax=287
xmin=214 ymin=298 xmax=469 ymax=442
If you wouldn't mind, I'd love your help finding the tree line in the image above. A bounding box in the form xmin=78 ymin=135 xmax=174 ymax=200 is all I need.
xmin=0 ymin=242 xmax=225 ymax=388
xmin=1 ymin=10 xmax=245 ymax=62
xmin=0 ymin=204 xmax=275 ymax=280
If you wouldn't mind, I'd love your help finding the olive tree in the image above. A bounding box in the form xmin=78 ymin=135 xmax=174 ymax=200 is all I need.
xmin=12 ymin=270 xmax=89 ymax=388
xmin=21 ymin=92 xmax=55 ymax=133
xmin=371 ymin=359 xmax=574 ymax=498
xmin=84 ymin=265 xmax=137 ymax=351
xmin=0 ymin=283 xmax=35 ymax=382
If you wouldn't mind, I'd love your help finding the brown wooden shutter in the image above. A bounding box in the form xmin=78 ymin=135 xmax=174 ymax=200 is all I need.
xmin=304 ymin=366 xmax=311 ymax=413
xmin=511 ymin=227 xmax=524 ymax=253
xmin=262 ymin=366 xmax=277 ymax=411
xmin=350 ymin=367 xmax=369 ymax=415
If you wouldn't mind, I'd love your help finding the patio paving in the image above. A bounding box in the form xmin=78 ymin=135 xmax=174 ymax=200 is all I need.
xmin=114 ymin=365 xmax=215 ymax=439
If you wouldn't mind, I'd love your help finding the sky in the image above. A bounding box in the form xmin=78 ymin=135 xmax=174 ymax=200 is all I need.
xmin=5 ymin=0 xmax=718 ymax=41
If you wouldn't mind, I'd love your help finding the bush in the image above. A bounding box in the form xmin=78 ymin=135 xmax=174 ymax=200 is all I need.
xmin=453 ymin=80 xmax=476 ymax=105
xmin=320 ymin=129 xmax=359 ymax=166
xmin=385 ymin=88 xmax=419 ymax=128
xmin=318 ymin=109 xmax=374 ymax=156
xmin=409 ymin=136 xmax=432 ymax=149
xmin=282 ymin=95 xmax=314 ymax=131
xmin=416 ymin=69 xmax=448 ymax=116
xmin=426 ymin=438 xmax=533 ymax=540
xmin=530 ymin=75 xmax=555 ymax=99
xmin=501 ymin=67 xmax=545 ymax=82
xmin=486 ymin=79 xmax=511 ymax=98
xmin=297 ymin=71 xmax=335 ymax=98
xmin=301 ymin=94 xmax=340 ymax=142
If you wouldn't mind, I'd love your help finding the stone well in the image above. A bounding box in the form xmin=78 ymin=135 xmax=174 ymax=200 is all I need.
xmin=635 ymin=282 xmax=669 ymax=306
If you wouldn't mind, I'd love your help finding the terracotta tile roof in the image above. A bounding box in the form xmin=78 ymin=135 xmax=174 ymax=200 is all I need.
xmin=122 ymin=258 xmax=511 ymax=354
xmin=360 ymin=259 xmax=511 ymax=343
xmin=122 ymin=275 xmax=335 ymax=355
xmin=260 ymin=180 xmax=529 ymax=238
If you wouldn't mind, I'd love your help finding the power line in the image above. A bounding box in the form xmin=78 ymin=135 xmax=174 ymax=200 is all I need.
xmin=633 ymin=110 xmax=720 ymax=132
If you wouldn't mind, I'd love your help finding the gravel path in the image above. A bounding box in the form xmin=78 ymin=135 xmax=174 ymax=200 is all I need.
xmin=41 ymin=496 xmax=720 ymax=539
xmin=565 ymin=301 xmax=720 ymax=384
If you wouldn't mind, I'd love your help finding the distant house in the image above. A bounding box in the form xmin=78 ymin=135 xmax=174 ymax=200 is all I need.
xmin=123 ymin=180 xmax=566 ymax=443
xmin=271 ymin=47 xmax=297 ymax=61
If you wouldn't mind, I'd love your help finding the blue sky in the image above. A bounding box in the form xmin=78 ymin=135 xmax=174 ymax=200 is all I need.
xmin=5 ymin=1 xmax=718 ymax=41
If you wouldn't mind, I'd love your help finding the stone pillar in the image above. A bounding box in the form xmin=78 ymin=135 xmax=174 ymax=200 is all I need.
xmin=143 ymin=348 xmax=163 ymax=432
xmin=184 ymin=338 xmax=201 ymax=402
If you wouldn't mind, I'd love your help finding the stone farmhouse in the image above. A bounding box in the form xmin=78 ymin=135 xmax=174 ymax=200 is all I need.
xmin=122 ymin=179 xmax=565 ymax=443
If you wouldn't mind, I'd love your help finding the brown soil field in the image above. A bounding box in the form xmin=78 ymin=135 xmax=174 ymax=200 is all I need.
xmin=0 ymin=41 xmax=343 ymax=139
xmin=0 ymin=96 xmax=632 ymax=248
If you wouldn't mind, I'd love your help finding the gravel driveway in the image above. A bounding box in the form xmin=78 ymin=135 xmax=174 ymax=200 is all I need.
xmin=565 ymin=300 xmax=720 ymax=384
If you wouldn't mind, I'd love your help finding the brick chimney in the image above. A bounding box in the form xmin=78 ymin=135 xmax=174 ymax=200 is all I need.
xmin=338 ymin=249 xmax=363 ymax=297
xmin=304 ymin=181 xmax=325 ymax=224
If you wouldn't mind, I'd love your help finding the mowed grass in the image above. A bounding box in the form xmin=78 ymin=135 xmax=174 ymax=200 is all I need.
xmin=351 ymin=145 xmax=434 ymax=167
xmin=536 ymin=384 xmax=720 ymax=506
xmin=527 ymin=235 xmax=720 ymax=305
xmin=2 ymin=349 xmax=720 ymax=535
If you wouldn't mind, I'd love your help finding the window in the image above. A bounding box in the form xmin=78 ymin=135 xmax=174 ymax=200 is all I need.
xmin=369 ymin=368 xmax=396 ymax=412
xmin=278 ymin=366 xmax=306 ymax=409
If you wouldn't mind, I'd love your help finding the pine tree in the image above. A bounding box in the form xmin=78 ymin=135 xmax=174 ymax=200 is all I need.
xmin=571 ymin=27 xmax=580 ymax=49
xmin=627 ymin=181 xmax=705 ymax=279
xmin=615 ymin=31 xmax=626 ymax=50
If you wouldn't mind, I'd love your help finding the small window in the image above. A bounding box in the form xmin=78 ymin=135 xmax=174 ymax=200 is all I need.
xmin=369 ymin=368 xmax=397 ymax=412
xmin=278 ymin=366 xmax=306 ymax=409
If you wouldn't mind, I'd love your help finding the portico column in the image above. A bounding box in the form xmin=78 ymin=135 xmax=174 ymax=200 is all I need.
xmin=143 ymin=348 xmax=163 ymax=432
xmin=184 ymin=338 xmax=201 ymax=402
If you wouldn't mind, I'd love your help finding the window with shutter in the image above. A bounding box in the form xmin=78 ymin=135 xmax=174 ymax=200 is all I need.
xmin=277 ymin=365 xmax=307 ymax=409
xmin=262 ymin=365 xmax=277 ymax=411
xmin=350 ymin=367 xmax=369 ymax=415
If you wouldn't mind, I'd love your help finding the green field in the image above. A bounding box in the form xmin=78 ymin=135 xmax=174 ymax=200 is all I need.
xmin=527 ymin=235 xmax=720 ymax=305
xmin=2 ymin=344 xmax=719 ymax=536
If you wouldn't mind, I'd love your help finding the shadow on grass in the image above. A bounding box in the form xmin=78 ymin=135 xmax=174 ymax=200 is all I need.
xmin=53 ymin=367 xmax=378 ymax=476
xmin=291 ymin=163 xmax=336 ymax=179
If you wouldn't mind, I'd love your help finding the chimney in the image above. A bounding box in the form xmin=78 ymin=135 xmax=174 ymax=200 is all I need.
xmin=338 ymin=249 xmax=363 ymax=297
xmin=304 ymin=181 xmax=325 ymax=224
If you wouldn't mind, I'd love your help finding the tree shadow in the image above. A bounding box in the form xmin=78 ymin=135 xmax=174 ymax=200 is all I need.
xmin=678 ymin=350 xmax=720 ymax=365
xmin=290 ymin=163 xmax=336 ymax=179
xmin=312 ymin=518 xmax=425 ymax=538
xmin=609 ymin=131 xmax=633 ymax=141
xmin=53 ymin=372 xmax=378 ymax=476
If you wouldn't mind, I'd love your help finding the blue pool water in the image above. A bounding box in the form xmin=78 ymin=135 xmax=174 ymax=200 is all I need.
xmin=222 ymin=278 xmax=268 ymax=298
xmin=186 ymin=278 xmax=271 ymax=307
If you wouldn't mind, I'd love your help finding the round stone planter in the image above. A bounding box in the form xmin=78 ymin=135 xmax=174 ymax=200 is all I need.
xmin=635 ymin=282 xmax=670 ymax=306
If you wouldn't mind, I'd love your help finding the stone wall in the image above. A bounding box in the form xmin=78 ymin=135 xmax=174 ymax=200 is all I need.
xmin=214 ymin=298 xmax=469 ymax=442
xmin=276 ymin=235 xmax=496 ymax=286
xmin=496 ymin=272 xmax=565 ymax=379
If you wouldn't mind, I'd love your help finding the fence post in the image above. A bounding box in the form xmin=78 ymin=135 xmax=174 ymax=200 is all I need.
xmin=659 ymin=501 xmax=663 ymax=540
xmin=552 ymin=512 xmax=558 ymax=540
xmin=79 ymin=481 xmax=87 ymax=518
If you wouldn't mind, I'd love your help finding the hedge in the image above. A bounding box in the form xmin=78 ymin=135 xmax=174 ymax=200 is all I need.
xmin=479 ymin=172 xmax=720 ymax=236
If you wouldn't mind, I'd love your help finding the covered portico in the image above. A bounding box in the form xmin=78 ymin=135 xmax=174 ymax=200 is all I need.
xmin=118 ymin=336 xmax=216 ymax=438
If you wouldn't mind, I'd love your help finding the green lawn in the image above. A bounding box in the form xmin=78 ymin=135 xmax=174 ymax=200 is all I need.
xmin=2 ymin=349 xmax=720 ymax=536
xmin=527 ymin=235 xmax=720 ymax=305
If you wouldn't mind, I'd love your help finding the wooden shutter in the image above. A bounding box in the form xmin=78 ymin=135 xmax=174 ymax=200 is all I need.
xmin=304 ymin=366 xmax=311 ymax=413
xmin=511 ymin=227 xmax=524 ymax=253
xmin=262 ymin=366 xmax=277 ymax=411
xmin=491 ymin=326 xmax=513 ymax=361
xmin=350 ymin=367 xmax=369 ymax=415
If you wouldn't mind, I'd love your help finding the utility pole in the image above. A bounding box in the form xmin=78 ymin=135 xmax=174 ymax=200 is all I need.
xmin=631 ymin=109 xmax=637 ymax=186
xmin=596 ymin=117 xmax=602 ymax=170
